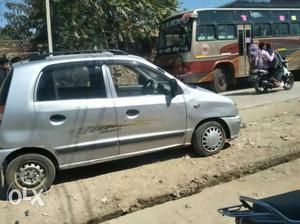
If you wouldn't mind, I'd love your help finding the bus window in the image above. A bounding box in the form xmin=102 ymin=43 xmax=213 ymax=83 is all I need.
xmin=166 ymin=34 xmax=180 ymax=47
xmin=196 ymin=25 xmax=216 ymax=41
xmin=290 ymin=23 xmax=300 ymax=34
xmin=215 ymin=11 xmax=234 ymax=23
xmin=235 ymin=11 xmax=250 ymax=22
xmin=252 ymin=23 xmax=272 ymax=37
xmin=290 ymin=11 xmax=300 ymax=21
xmin=198 ymin=11 xmax=214 ymax=23
xmin=273 ymin=23 xmax=289 ymax=36
xmin=262 ymin=24 xmax=272 ymax=36
xmin=271 ymin=11 xmax=288 ymax=22
xmin=251 ymin=11 xmax=270 ymax=21
xmin=217 ymin=25 xmax=236 ymax=40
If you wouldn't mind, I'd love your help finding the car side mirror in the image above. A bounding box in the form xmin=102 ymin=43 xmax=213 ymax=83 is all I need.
xmin=169 ymin=79 xmax=179 ymax=97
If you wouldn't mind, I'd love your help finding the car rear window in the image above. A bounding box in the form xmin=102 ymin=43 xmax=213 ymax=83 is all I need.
xmin=0 ymin=70 xmax=13 ymax=105
xmin=37 ymin=63 xmax=107 ymax=101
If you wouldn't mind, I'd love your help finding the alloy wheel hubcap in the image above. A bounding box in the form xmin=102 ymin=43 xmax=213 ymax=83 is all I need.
xmin=16 ymin=163 xmax=45 ymax=188
xmin=202 ymin=126 xmax=223 ymax=152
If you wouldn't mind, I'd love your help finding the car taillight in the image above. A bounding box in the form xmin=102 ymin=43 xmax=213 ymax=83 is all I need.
xmin=0 ymin=105 xmax=4 ymax=125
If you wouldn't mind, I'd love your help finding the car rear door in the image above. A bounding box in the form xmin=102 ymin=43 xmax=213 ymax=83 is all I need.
xmin=34 ymin=61 xmax=118 ymax=166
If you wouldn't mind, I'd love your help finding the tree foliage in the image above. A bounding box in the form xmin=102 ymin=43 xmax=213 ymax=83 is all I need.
xmin=4 ymin=0 xmax=178 ymax=53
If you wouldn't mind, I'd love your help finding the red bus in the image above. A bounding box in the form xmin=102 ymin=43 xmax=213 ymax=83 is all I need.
xmin=155 ymin=8 xmax=300 ymax=92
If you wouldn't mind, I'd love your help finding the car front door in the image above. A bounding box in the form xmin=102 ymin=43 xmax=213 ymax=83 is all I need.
xmin=34 ymin=61 xmax=118 ymax=166
xmin=105 ymin=61 xmax=187 ymax=155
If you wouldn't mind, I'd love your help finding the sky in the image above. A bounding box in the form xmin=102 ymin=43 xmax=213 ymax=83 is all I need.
xmin=0 ymin=0 xmax=7 ymax=28
xmin=180 ymin=0 xmax=233 ymax=10
xmin=0 ymin=0 xmax=233 ymax=28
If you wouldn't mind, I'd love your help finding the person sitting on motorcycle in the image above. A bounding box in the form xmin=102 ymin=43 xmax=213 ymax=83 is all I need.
xmin=266 ymin=43 xmax=273 ymax=56
xmin=248 ymin=41 xmax=259 ymax=69
xmin=265 ymin=43 xmax=278 ymax=78
xmin=258 ymin=42 xmax=275 ymax=69
xmin=257 ymin=43 xmax=280 ymax=85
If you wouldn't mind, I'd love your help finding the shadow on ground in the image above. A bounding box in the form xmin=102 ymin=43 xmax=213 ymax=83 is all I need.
xmin=54 ymin=147 xmax=195 ymax=185
xmin=0 ymin=142 xmax=231 ymax=201
xmin=198 ymin=70 xmax=300 ymax=93
xmin=0 ymin=188 xmax=6 ymax=201
xmin=197 ymin=80 xmax=253 ymax=92
xmin=225 ymin=89 xmax=281 ymax=96
xmin=54 ymin=142 xmax=231 ymax=185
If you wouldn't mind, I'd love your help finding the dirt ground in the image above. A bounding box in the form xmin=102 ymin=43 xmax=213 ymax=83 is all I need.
xmin=1 ymin=98 xmax=300 ymax=224
xmin=105 ymin=158 xmax=300 ymax=224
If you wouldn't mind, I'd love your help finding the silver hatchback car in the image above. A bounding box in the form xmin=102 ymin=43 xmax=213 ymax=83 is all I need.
xmin=0 ymin=51 xmax=241 ymax=193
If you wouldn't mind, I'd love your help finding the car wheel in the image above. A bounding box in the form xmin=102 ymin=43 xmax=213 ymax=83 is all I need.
xmin=211 ymin=68 xmax=228 ymax=93
xmin=5 ymin=154 xmax=56 ymax=195
xmin=192 ymin=121 xmax=226 ymax=156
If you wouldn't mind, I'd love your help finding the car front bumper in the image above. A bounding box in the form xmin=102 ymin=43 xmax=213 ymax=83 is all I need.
xmin=222 ymin=115 xmax=242 ymax=140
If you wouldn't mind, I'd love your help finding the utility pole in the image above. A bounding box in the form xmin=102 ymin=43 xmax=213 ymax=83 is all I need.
xmin=45 ymin=0 xmax=53 ymax=53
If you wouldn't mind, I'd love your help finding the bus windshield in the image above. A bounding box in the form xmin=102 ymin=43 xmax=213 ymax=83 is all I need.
xmin=158 ymin=20 xmax=192 ymax=55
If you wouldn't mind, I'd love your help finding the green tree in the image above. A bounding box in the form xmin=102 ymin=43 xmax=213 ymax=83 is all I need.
xmin=4 ymin=0 xmax=178 ymax=54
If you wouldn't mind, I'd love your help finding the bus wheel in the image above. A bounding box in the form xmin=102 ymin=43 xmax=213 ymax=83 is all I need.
xmin=211 ymin=68 xmax=228 ymax=93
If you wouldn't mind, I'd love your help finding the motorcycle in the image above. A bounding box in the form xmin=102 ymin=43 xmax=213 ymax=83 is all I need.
xmin=251 ymin=52 xmax=294 ymax=94
xmin=218 ymin=190 xmax=300 ymax=223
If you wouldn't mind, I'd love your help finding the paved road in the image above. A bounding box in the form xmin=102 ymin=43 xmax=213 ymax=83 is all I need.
xmin=222 ymin=81 xmax=300 ymax=109
xmin=105 ymin=158 xmax=300 ymax=224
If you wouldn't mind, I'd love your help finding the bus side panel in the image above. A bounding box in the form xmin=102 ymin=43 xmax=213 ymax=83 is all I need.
xmin=180 ymin=55 xmax=239 ymax=83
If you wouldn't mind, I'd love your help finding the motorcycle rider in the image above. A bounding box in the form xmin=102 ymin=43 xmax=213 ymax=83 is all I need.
xmin=266 ymin=43 xmax=273 ymax=56
xmin=258 ymin=42 xmax=275 ymax=69
xmin=257 ymin=42 xmax=281 ymax=85
xmin=248 ymin=41 xmax=260 ymax=70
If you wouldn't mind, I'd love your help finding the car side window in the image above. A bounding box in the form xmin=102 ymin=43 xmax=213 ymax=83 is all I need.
xmin=37 ymin=63 xmax=106 ymax=101
xmin=108 ymin=63 xmax=171 ymax=97
xmin=109 ymin=64 xmax=141 ymax=87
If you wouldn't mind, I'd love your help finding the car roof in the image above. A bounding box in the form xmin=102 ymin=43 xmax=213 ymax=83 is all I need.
xmin=13 ymin=52 xmax=148 ymax=70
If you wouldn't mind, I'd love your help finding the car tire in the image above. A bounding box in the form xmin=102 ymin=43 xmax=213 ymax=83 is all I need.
xmin=5 ymin=154 xmax=56 ymax=196
xmin=211 ymin=68 xmax=228 ymax=93
xmin=192 ymin=121 xmax=226 ymax=157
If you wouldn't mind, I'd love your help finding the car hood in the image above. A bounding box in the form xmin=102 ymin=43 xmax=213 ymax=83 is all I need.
xmin=182 ymin=85 xmax=239 ymax=117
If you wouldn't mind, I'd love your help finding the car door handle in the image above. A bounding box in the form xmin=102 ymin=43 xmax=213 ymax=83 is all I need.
xmin=50 ymin=114 xmax=66 ymax=125
xmin=126 ymin=109 xmax=140 ymax=119
xmin=193 ymin=104 xmax=201 ymax=109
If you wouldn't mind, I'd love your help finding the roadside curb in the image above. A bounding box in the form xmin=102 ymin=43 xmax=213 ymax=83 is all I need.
xmin=238 ymin=97 xmax=300 ymax=110
xmin=88 ymin=146 xmax=300 ymax=224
